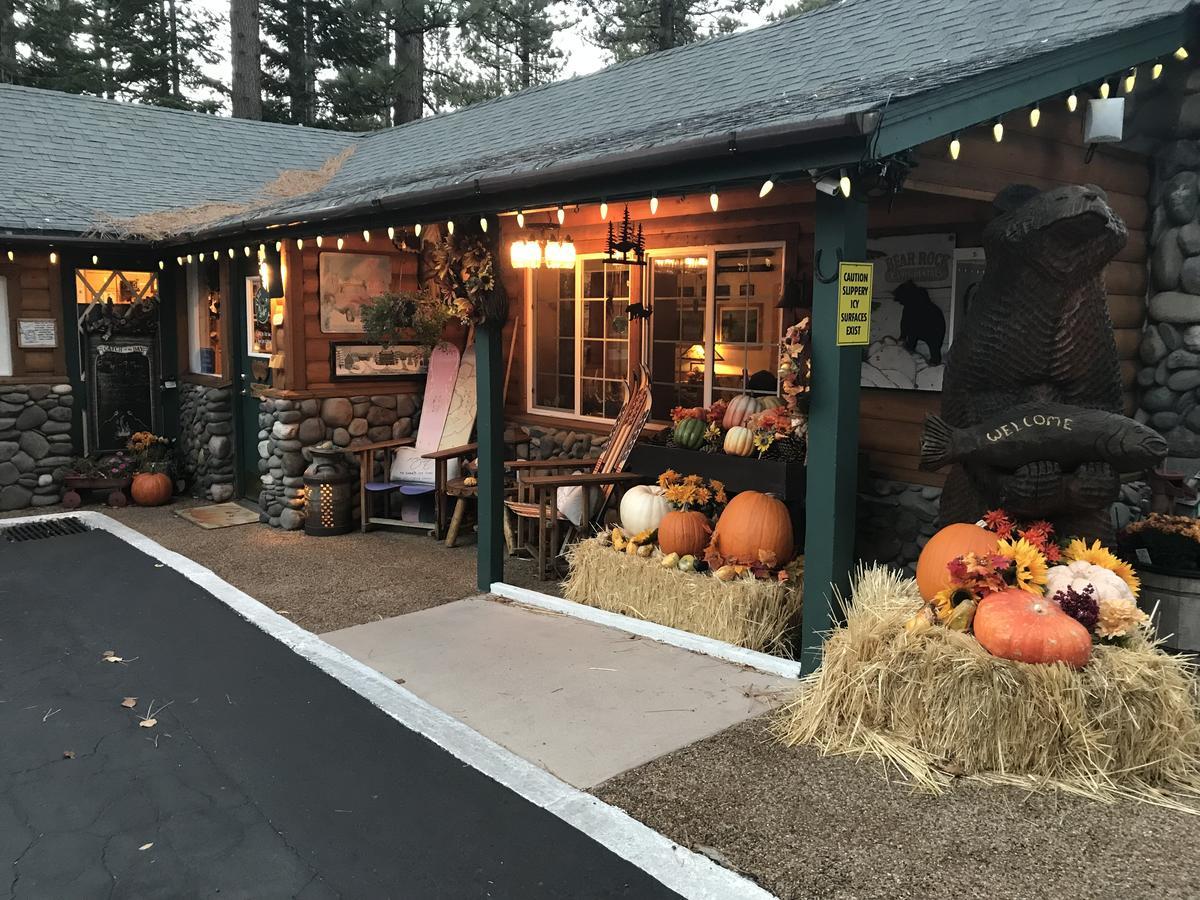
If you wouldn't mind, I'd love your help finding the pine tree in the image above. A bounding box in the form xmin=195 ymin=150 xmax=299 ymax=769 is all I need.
xmin=585 ymin=0 xmax=763 ymax=63
xmin=230 ymin=0 xmax=262 ymax=118
xmin=0 ymin=0 xmax=17 ymax=83
xmin=16 ymin=0 xmax=103 ymax=94
xmin=261 ymin=0 xmax=323 ymax=124
xmin=448 ymin=0 xmax=563 ymax=106
xmin=114 ymin=0 xmax=224 ymax=111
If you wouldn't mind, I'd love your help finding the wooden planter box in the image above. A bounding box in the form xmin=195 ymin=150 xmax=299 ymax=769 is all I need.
xmin=627 ymin=443 xmax=806 ymax=540
xmin=1138 ymin=566 xmax=1200 ymax=653
xmin=62 ymin=475 xmax=132 ymax=508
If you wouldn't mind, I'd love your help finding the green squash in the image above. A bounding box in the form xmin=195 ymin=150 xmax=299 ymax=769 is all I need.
xmin=672 ymin=417 xmax=706 ymax=450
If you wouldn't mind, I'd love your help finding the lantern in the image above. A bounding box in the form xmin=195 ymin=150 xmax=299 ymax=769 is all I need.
xmin=303 ymin=446 xmax=355 ymax=536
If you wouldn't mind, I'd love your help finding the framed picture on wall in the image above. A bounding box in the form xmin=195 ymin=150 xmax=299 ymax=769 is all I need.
xmin=319 ymin=252 xmax=393 ymax=333
xmin=717 ymin=304 xmax=761 ymax=344
xmin=245 ymin=276 xmax=273 ymax=359
xmin=330 ymin=342 xmax=429 ymax=380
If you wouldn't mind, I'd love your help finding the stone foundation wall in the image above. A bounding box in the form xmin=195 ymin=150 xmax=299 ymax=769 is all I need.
xmin=257 ymin=393 xmax=421 ymax=530
xmin=178 ymin=383 xmax=236 ymax=502
xmin=510 ymin=424 xmax=607 ymax=461
xmin=0 ymin=384 xmax=75 ymax=511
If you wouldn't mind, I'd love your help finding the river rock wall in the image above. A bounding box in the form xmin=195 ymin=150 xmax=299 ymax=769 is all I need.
xmin=178 ymin=383 xmax=236 ymax=502
xmin=0 ymin=384 xmax=75 ymax=511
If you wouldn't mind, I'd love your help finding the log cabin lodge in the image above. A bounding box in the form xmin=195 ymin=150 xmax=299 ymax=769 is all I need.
xmin=0 ymin=0 xmax=1193 ymax=667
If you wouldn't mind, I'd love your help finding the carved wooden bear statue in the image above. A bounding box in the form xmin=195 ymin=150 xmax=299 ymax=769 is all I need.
xmin=935 ymin=183 xmax=1141 ymax=542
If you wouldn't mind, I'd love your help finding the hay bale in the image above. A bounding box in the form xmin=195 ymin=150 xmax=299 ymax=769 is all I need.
xmin=563 ymin=538 xmax=802 ymax=655
xmin=776 ymin=566 xmax=1200 ymax=810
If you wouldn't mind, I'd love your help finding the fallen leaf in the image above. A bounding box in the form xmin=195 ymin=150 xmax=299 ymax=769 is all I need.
xmin=139 ymin=718 xmax=157 ymax=729
xmin=102 ymin=650 xmax=115 ymax=658
xmin=139 ymin=842 xmax=154 ymax=851
xmin=102 ymin=655 xmax=124 ymax=664
xmin=121 ymin=697 xmax=138 ymax=708
xmin=153 ymin=563 xmax=164 ymax=568
xmin=63 ymin=750 xmax=75 ymax=759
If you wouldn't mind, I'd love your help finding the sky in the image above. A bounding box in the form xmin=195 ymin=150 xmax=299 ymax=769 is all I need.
xmin=192 ymin=1 xmax=789 ymax=110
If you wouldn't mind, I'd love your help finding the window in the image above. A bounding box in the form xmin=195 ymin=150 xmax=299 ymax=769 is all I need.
xmin=646 ymin=244 xmax=784 ymax=420
xmin=186 ymin=261 xmax=223 ymax=375
xmin=529 ymin=257 xmax=630 ymax=420
xmin=0 ymin=276 xmax=11 ymax=377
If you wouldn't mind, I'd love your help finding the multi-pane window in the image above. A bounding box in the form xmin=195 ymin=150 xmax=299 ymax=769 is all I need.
xmin=711 ymin=246 xmax=784 ymax=405
xmin=647 ymin=255 xmax=708 ymax=419
xmin=530 ymin=257 xmax=629 ymax=420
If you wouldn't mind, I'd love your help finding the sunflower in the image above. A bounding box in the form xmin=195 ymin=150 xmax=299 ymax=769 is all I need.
xmin=996 ymin=537 xmax=1048 ymax=595
xmin=1064 ymin=538 xmax=1140 ymax=597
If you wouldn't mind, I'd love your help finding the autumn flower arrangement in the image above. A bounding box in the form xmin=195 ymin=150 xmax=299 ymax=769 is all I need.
xmin=778 ymin=316 xmax=812 ymax=413
xmin=656 ymin=469 xmax=727 ymax=517
xmin=127 ymin=431 xmax=173 ymax=474
xmin=1121 ymin=513 xmax=1200 ymax=573
xmin=910 ymin=509 xmax=1148 ymax=647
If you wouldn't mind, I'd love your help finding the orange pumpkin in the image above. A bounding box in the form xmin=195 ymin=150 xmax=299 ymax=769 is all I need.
xmin=973 ymin=587 xmax=1092 ymax=669
xmin=708 ymin=491 xmax=793 ymax=566
xmin=131 ymin=472 xmax=173 ymax=507
xmin=915 ymin=523 xmax=999 ymax=601
xmin=658 ymin=510 xmax=712 ymax=558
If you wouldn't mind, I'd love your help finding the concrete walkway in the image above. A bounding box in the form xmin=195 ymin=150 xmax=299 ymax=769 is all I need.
xmin=323 ymin=596 xmax=796 ymax=788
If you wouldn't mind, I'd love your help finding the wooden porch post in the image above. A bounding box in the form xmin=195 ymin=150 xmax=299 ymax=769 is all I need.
xmin=800 ymin=191 xmax=867 ymax=674
xmin=476 ymin=321 xmax=505 ymax=591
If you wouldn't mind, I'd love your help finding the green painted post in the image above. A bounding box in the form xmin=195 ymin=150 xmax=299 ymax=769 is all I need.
xmin=475 ymin=322 xmax=505 ymax=591
xmin=800 ymin=191 xmax=868 ymax=674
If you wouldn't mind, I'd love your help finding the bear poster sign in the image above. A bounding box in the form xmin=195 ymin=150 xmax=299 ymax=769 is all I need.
xmin=859 ymin=233 xmax=956 ymax=392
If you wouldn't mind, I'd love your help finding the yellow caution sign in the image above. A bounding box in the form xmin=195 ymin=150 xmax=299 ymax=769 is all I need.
xmin=836 ymin=261 xmax=873 ymax=346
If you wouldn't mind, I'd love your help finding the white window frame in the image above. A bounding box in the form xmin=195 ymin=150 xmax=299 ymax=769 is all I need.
xmin=525 ymin=253 xmax=632 ymax=425
xmin=0 ymin=276 xmax=11 ymax=377
xmin=642 ymin=241 xmax=787 ymax=411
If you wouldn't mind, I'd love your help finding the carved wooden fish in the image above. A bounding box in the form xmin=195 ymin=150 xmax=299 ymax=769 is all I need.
xmin=920 ymin=403 xmax=1166 ymax=473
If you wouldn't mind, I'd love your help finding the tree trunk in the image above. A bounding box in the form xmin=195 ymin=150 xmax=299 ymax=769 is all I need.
xmin=0 ymin=0 xmax=15 ymax=84
xmin=285 ymin=0 xmax=308 ymax=123
xmin=167 ymin=0 xmax=181 ymax=100
xmin=657 ymin=0 xmax=676 ymax=51
xmin=230 ymin=0 xmax=262 ymax=120
xmin=392 ymin=0 xmax=424 ymax=125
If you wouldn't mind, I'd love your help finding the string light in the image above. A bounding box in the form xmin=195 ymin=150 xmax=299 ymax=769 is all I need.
xmin=1123 ymin=68 xmax=1137 ymax=93
xmin=49 ymin=251 xmax=58 ymax=264
xmin=296 ymin=238 xmax=304 ymax=250
xmin=479 ymin=216 xmax=488 ymax=232
xmin=176 ymin=256 xmax=183 ymax=266
xmin=92 ymin=254 xmax=99 ymax=265
xmin=554 ymin=205 xmax=564 ymax=225
xmin=227 ymin=248 xmax=234 ymax=259
xmin=1153 ymin=62 xmax=1164 ymax=79
xmin=650 ymin=192 xmax=659 ymax=215
xmin=1176 ymin=46 xmax=1189 ymax=61
xmin=5 ymin=250 xmax=13 ymax=262
xmin=759 ymin=176 xmax=775 ymax=198
xmin=275 ymin=241 xmax=283 ymax=252
xmin=948 ymin=134 xmax=961 ymax=160
xmin=414 ymin=223 xmax=422 ymax=238
xmin=387 ymin=226 xmax=396 ymax=240
xmin=258 ymin=243 xmax=266 ymax=256
xmin=600 ymin=199 xmax=609 ymax=219
xmin=709 ymin=187 xmax=719 ymax=212
xmin=1099 ymin=80 xmax=1110 ymax=99
xmin=316 ymin=236 xmax=324 ymax=247
xmin=838 ymin=169 xmax=851 ymax=198
xmin=516 ymin=210 xmax=525 ymax=228
xmin=186 ymin=253 xmax=193 ymax=264
xmin=362 ymin=229 xmax=370 ymax=242
xmin=158 ymin=260 xmax=165 ymax=270
xmin=447 ymin=220 xmax=455 ymax=235
xmin=992 ymin=119 xmax=1004 ymax=142
xmin=1029 ymin=104 xmax=1041 ymax=127
xmin=199 ymin=252 xmax=206 ymax=261
xmin=336 ymin=237 xmax=345 ymax=250
xmin=1067 ymin=90 xmax=1079 ymax=112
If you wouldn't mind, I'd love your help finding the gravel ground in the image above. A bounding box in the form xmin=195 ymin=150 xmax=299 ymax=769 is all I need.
xmin=595 ymin=715 xmax=1200 ymax=900
xmin=2 ymin=499 xmax=555 ymax=633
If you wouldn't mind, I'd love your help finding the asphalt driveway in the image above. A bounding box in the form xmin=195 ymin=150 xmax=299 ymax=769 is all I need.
xmin=0 ymin=523 xmax=682 ymax=899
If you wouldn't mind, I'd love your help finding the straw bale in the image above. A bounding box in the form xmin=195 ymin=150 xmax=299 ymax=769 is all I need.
xmin=776 ymin=565 xmax=1200 ymax=811
xmin=563 ymin=538 xmax=801 ymax=655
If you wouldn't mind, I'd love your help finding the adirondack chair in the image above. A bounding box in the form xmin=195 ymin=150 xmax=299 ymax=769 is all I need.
xmin=505 ymin=367 xmax=654 ymax=579
xmin=355 ymin=342 xmax=478 ymax=535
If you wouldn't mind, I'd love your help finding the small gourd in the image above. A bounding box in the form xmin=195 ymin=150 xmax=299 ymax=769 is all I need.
xmin=973 ymin=588 xmax=1092 ymax=668
xmin=723 ymin=426 xmax=754 ymax=457
xmin=678 ymin=554 xmax=697 ymax=572
xmin=660 ymin=552 xmax=679 ymax=569
xmin=1044 ymin=560 xmax=1134 ymax=603
xmin=672 ymin=417 xmax=706 ymax=450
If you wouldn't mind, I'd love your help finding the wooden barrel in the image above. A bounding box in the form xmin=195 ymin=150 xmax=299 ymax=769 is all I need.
xmin=1139 ymin=568 xmax=1200 ymax=653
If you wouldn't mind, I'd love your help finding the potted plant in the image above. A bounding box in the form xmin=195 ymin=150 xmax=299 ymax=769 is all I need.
xmin=127 ymin=431 xmax=174 ymax=506
xmin=63 ymin=452 xmax=137 ymax=508
xmin=360 ymin=289 xmax=451 ymax=351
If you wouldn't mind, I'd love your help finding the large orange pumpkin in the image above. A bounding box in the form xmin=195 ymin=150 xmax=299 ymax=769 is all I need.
xmin=131 ymin=471 xmax=173 ymax=507
xmin=915 ymin=523 xmax=999 ymax=601
xmin=658 ymin=510 xmax=712 ymax=558
xmin=973 ymin=587 xmax=1092 ymax=669
xmin=708 ymin=491 xmax=793 ymax=566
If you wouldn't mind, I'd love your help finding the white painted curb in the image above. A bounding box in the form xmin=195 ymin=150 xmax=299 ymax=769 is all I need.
xmin=491 ymin=581 xmax=804 ymax=680
xmin=3 ymin=511 xmax=777 ymax=900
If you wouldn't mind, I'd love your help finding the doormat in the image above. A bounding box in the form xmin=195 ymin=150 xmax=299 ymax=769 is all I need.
xmin=175 ymin=503 xmax=261 ymax=530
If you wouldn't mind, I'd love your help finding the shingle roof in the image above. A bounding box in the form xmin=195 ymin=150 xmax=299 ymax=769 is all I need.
xmin=0 ymin=0 xmax=1192 ymax=240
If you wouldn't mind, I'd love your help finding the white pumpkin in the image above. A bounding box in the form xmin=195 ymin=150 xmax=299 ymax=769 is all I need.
xmin=619 ymin=484 xmax=670 ymax=535
xmin=1044 ymin=560 xmax=1134 ymax=603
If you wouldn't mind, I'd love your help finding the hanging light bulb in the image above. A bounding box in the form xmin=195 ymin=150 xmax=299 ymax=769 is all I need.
xmin=362 ymin=229 xmax=370 ymax=242
xmin=414 ymin=223 xmax=422 ymax=238
xmin=296 ymin=238 xmax=304 ymax=250
xmin=49 ymin=251 xmax=58 ymax=265
xmin=759 ymin=176 xmax=775 ymax=199
xmin=336 ymin=237 xmax=345 ymax=250
xmin=1153 ymin=62 xmax=1164 ymax=80
xmin=1176 ymin=46 xmax=1189 ymax=61
xmin=650 ymin=192 xmax=659 ymax=215
xmin=1067 ymin=90 xmax=1079 ymax=112
xmin=556 ymin=205 xmax=565 ymax=225
xmin=158 ymin=260 xmax=165 ymax=270
xmin=186 ymin=253 xmax=193 ymax=264
xmin=6 ymin=250 xmax=13 ymax=262
xmin=516 ymin=210 xmax=525 ymax=228
xmin=838 ymin=169 xmax=851 ymax=198
xmin=387 ymin=226 xmax=396 ymax=240
xmin=199 ymin=252 xmax=206 ymax=261
xmin=258 ymin=243 xmax=266 ymax=257
xmin=274 ymin=241 xmax=282 ymax=252
xmin=447 ymin=220 xmax=455 ymax=235
xmin=600 ymin=199 xmax=609 ymax=220
xmin=948 ymin=134 xmax=961 ymax=160
xmin=709 ymin=187 xmax=719 ymax=212
xmin=1029 ymin=104 xmax=1041 ymax=128
xmin=1124 ymin=68 xmax=1137 ymax=93
xmin=479 ymin=216 xmax=488 ymax=232
xmin=176 ymin=255 xmax=184 ymax=266
xmin=316 ymin=236 xmax=324 ymax=247
xmin=92 ymin=254 xmax=99 ymax=265
xmin=1099 ymin=80 xmax=1110 ymax=99
xmin=992 ymin=119 xmax=1004 ymax=142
